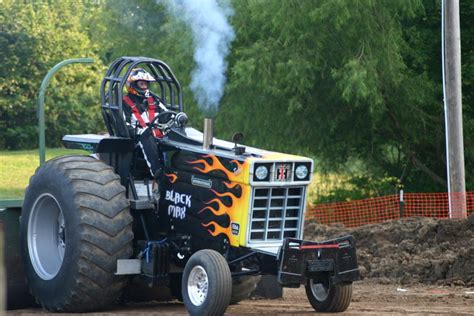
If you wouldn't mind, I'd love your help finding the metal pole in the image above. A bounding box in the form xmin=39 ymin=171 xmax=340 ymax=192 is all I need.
xmin=442 ymin=0 xmax=466 ymax=218
xmin=37 ymin=58 xmax=94 ymax=166
xmin=441 ymin=0 xmax=452 ymax=217
xmin=399 ymin=189 xmax=404 ymax=218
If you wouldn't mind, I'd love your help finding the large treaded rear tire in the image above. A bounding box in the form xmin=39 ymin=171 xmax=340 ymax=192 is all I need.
xmin=20 ymin=155 xmax=133 ymax=312
xmin=305 ymin=277 xmax=352 ymax=313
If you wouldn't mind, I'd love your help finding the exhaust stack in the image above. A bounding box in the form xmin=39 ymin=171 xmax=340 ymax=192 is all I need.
xmin=203 ymin=118 xmax=213 ymax=150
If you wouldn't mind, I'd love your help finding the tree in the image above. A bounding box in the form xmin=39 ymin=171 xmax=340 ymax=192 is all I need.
xmin=214 ymin=0 xmax=472 ymax=194
xmin=0 ymin=1 xmax=105 ymax=149
xmin=1 ymin=0 xmax=472 ymax=197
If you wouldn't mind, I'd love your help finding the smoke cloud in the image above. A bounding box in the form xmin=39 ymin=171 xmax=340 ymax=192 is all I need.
xmin=160 ymin=0 xmax=235 ymax=116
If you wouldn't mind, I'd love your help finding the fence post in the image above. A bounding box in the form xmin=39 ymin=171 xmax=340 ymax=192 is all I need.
xmin=399 ymin=189 xmax=404 ymax=218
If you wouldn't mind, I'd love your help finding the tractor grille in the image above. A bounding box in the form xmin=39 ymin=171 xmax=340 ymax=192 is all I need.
xmin=249 ymin=186 xmax=305 ymax=242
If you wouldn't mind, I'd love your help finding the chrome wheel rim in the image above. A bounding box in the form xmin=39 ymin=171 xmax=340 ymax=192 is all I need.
xmin=27 ymin=193 xmax=66 ymax=280
xmin=310 ymin=278 xmax=330 ymax=301
xmin=188 ymin=265 xmax=208 ymax=306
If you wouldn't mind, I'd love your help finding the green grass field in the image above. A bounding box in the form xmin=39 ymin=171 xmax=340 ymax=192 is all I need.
xmin=0 ymin=148 xmax=87 ymax=199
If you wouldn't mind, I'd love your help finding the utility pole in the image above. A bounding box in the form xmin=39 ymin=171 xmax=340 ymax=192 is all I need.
xmin=443 ymin=0 xmax=466 ymax=218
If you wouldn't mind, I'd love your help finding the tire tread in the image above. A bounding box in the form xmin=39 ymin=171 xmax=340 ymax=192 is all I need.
xmin=183 ymin=249 xmax=232 ymax=316
xmin=22 ymin=155 xmax=133 ymax=312
xmin=305 ymin=280 xmax=352 ymax=313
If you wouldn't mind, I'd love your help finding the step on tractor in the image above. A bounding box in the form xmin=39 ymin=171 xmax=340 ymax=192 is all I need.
xmin=20 ymin=56 xmax=359 ymax=315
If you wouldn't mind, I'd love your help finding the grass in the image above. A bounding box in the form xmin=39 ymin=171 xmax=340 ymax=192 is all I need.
xmin=0 ymin=148 xmax=87 ymax=199
xmin=307 ymin=172 xmax=354 ymax=205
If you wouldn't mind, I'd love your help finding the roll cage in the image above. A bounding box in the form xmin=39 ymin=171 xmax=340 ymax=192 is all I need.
xmin=100 ymin=56 xmax=184 ymax=138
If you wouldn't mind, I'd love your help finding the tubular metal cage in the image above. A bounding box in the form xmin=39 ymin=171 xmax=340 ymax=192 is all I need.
xmin=100 ymin=56 xmax=183 ymax=138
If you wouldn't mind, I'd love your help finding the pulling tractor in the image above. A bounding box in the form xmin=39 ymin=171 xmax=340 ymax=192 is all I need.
xmin=19 ymin=56 xmax=359 ymax=315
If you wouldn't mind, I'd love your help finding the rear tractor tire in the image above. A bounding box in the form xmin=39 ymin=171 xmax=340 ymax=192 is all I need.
xmin=230 ymin=274 xmax=261 ymax=305
xmin=20 ymin=155 xmax=133 ymax=312
xmin=305 ymin=276 xmax=352 ymax=313
xmin=182 ymin=249 xmax=232 ymax=316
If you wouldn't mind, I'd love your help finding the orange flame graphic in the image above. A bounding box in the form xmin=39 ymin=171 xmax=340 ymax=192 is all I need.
xmin=198 ymin=189 xmax=234 ymax=214
xmin=188 ymin=154 xmax=250 ymax=245
xmin=199 ymin=199 xmax=227 ymax=216
xmin=210 ymin=189 xmax=235 ymax=200
xmin=164 ymin=173 xmax=177 ymax=183
xmin=223 ymin=181 xmax=239 ymax=189
xmin=199 ymin=185 xmax=245 ymax=241
xmin=188 ymin=155 xmax=243 ymax=182
xmin=202 ymin=221 xmax=233 ymax=237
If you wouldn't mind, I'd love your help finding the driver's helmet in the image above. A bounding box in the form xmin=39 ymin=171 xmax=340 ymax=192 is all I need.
xmin=126 ymin=68 xmax=156 ymax=96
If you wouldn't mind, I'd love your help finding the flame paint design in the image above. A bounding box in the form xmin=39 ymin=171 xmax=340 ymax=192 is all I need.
xmin=184 ymin=149 xmax=312 ymax=246
xmin=198 ymin=190 xmax=233 ymax=216
xmin=187 ymin=154 xmax=250 ymax=245
xmin=164 ymin=173 xmax=178 ymax=183
xmin=202 ymin=221 xmax=233 ymax=237
xmin=223 ymin=181 xmax=240 ymax=189
xmin=188 ymin=155 xmax=244 ymax=182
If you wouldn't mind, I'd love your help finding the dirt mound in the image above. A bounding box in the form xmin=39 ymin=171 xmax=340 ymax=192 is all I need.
xmin=304 ymin=215 xmax=474 ymax=286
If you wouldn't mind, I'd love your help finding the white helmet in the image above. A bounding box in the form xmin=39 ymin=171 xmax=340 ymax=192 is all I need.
xmin=126 ymin=68 xmax=156 ymax=96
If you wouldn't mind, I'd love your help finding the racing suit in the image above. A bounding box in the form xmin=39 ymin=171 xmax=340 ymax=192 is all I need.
xmin=123 ymin=92 xmax=165 ymax=179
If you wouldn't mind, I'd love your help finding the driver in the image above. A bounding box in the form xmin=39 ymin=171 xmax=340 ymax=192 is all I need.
xmin=123 ymin=68 xmax=166 ymax=183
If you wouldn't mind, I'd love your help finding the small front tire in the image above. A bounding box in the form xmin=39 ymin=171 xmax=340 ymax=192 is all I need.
xmin=305 ymin=276 xmax=352 ymax=312
xmin=182 ymin=250 xmax=232 ymax=316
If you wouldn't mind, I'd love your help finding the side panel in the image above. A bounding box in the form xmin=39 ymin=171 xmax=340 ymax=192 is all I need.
xmin=159 ymin=151 xmax=253 ymax=247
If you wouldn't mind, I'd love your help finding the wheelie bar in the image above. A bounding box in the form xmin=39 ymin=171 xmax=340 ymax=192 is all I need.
xmin=277 ymin=236 xmax=359 ymax=286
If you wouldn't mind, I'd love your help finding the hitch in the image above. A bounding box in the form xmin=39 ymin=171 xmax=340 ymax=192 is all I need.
xmin=278 ymin=236 xmax=359 ymax=286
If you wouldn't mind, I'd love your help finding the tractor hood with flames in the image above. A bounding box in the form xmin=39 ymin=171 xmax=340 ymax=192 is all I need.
xmin=159 ymin=126 xmax=313 ymax=254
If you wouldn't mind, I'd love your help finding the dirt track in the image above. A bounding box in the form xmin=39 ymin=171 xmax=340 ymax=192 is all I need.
xmin=9 ymin=217 xmax=474 ymax=315
xmin=8 ymin=281 xmax=473 ymax=315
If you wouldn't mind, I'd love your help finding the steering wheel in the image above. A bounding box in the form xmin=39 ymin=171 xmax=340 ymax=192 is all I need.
xmin=148 ymin=110 xmax=177 ymax=134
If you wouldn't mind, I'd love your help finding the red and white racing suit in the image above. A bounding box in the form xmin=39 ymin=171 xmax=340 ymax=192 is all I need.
xmin=123 ymin=93 xmax=165 ymax=178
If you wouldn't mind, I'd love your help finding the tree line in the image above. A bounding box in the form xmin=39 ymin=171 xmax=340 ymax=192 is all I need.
xmin=0 ymin=0 xmax=472 ymax=199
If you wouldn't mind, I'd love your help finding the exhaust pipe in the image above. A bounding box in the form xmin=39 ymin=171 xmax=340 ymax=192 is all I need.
xmin=203 ymin=118 xmax=213 ymax=150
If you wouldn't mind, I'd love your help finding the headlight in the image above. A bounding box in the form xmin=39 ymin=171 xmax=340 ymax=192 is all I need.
xmin=295 ymin=165 xmax=309 ymax=180
xmin=255 ymin=165 xmax=269 ymax=180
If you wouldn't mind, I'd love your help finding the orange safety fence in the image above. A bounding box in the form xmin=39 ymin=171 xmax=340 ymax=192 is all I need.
xmin=306 ymin=192 xmax=474 ymax=228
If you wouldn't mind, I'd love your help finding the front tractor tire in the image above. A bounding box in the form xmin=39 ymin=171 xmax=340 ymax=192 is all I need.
xmin=182 ymin=249 xmax=232 ymax=316
xmin=305 ymin=276 xmax=353 ymax=313
xmin=20 ymin=155 xmax=133 ymax=312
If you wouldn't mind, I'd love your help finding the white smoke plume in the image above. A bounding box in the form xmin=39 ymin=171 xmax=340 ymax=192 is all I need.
xmin=160 ymin=0 xmax=235 ymax=116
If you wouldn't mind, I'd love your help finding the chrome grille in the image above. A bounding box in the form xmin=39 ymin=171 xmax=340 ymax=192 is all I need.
xmin=249 ymin=186 xmax=305 ymax=242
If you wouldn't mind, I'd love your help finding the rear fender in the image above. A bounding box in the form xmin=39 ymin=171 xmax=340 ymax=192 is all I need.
xmin=62 ymin=134 xmax=134 ymax=186
xmin=62 ymin=134 xmax=134 ymax=153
